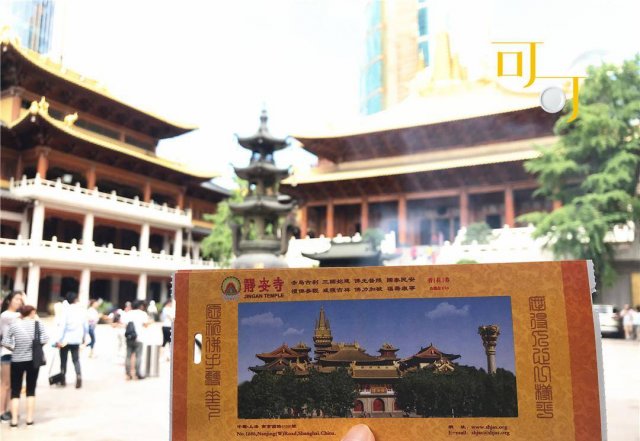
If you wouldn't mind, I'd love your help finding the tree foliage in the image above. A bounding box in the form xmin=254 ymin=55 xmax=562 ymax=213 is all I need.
xmin=237 ymin=368 xmax=357 ymax=419
xmin=394 ymin=366 xmax=517 ymax=417
xmin=200 ymin=179 xmax=247 ymax=267
xmin=363 ymin=228 xmax=385 ymax=249
xmin=461 ymin=222 xmax=494 ymax=245
xmin=521 ymin=56 xmax=640 ymax=287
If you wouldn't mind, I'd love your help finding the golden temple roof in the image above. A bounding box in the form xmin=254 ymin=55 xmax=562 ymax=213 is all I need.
xmin=285 ymin=136 xmax=556 ymax=185
xmin=1 ymin=27 xmax=197 ymax=136
xmin=7 ymin=103 xmax=218 ymax=179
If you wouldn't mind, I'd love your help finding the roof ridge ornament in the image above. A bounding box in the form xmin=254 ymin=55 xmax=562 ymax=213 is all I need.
xmin=64 ymin=112 xmax=78 ymax=126
xmin=29 ymin=97 xmax=50 ymax=116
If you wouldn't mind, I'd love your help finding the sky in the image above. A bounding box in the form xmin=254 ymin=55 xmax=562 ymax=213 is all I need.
xmin=237 ymin=296 xmax=515 ymax=383
xmin=3 ymin=0 xmax=639 ymax=189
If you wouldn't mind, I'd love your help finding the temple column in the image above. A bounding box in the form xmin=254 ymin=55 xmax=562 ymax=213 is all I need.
xmin=192 ymin=242 xmax=201 ymax=260
xmin=160 ymin=280 xmax=169 ymax=303
xmin=177 ymin=191 xmax=185 ymax=210
xmin=143 ymin=181 xmax=152 ymax=203
xmin=86 ymin=166 xmax=96 ymax=190
xmin=13 ymin=266 xmax=25 ymax=291
xmin=398 ymin=195 xmax=407 ymax=245
xmin=459 ymin=190 xmax=469 ymax=227
xmin=15 ymin=154 xmax=24 ymax=180
xmin=26 ymin=263 xmax=40 ymax=307
xmin=173 ymin=229 xmax=183 ymax=258
xmin=139 ymin=223 xmax=150 ymax=253
xmin=36 ymin=148 xmax=49 ymax=179
xmin=504 ymin=186 xmax=515 ymax=227
xmin=360 ymin=199 xmax=369 ymax=232
xmin=299 ymin=206 xmax=308 ymax=238
xmin=137 ymin=273 xmax=148 ymax=300
xmin=79 ymin=269 xmax=91 ymax=306
xmin=19 ymin=212 xmax=30 ymax=239
xmin=478 ymin=325 xmax=500 ymax=375
xmin=326 ymin=200 xmax=334 ymax=238
xmin=110 ymin=277 xmax=120 ymax=306
xmin=50 ymin=273 xmax=61 ymax=300
xmin=30 ymin=201 xmax=45 ymax=243
xmin=82 ymin=213 xmax=94 ymax=247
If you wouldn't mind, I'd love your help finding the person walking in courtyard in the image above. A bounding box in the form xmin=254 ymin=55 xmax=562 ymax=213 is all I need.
xmin=87 ymin=299 xmax=100 ymax=358
xmin=161 ymin=298 xmax=175 ymax=361
xmin=56 ymin=292 xmax=88 ymax=388
xmin=124 ymin=300 xmax=152 ymax=380
xmin=148 ymin=300 xmax=158 ymax=321
xmin=1 ymin=305 xmax=49 ymax=427
xmin=0 ymin=291 xmax=24 ymax=423
xmin=620 ymin=304 xmax=637 ymax=340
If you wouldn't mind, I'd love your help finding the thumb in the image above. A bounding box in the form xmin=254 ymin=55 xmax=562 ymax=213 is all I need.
xmin=341 ymin=424 xmax=375 ymax=441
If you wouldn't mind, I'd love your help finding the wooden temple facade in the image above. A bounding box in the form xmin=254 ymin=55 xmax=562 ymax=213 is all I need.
xmin=0 ymin=32 xmax=229 ymax=311
xmin=282 ymin=105 xmax=559 ymax=246
xmin=282 ymin=33 xmax=560 ymax=247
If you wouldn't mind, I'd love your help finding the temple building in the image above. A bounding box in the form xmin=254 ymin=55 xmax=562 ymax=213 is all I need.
xmin=282 ymin=33 xmax=556 ymax=246
xmin=247 ymin=307 xmax=461 ymax=416
xmin=0 ymin=31 xmax=229 ymax=311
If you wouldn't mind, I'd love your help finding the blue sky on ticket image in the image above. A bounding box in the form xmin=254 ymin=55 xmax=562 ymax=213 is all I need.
xmin=237 ymin=296 xmax=515 ymax=384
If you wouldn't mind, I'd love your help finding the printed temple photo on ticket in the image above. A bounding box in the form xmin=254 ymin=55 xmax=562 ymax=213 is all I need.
xmin=237 ymin=296 xmax=516 ymax=419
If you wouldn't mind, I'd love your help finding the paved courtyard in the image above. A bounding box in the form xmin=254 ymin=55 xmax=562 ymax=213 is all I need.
xmin=1 ymin=322 xmax=638 ymax=440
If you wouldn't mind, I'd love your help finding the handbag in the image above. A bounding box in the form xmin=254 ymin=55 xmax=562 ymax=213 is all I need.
xmin=48 ymin=349 xmax=64 ymax=385
xmin=32 ymin=321 xmax=47 ymax=368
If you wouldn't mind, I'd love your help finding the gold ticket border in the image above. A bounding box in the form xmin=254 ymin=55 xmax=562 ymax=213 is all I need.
xmin=172 ymin=262 xmax=600 ymax=441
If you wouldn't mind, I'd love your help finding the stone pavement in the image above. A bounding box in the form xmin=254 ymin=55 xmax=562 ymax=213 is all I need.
xmin=1 ymin=323 xmax=638 ymax=440
xmin=1 ymin=321 xmax=171 ymax=441
xmin=601 ymin=338 xmax=640 ymax=441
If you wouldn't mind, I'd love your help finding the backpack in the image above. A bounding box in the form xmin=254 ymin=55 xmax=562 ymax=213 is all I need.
xmin=125 ymin=321 xmax=137 ymax=342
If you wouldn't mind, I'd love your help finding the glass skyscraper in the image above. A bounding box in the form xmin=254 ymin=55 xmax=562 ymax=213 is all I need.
xmin=360 ymin=0 xmax=431 ymax=115
xmin=361 ymin=0 xmax=384 ymax=115
xmin=7 ymin=0 xmax=56 ymax=54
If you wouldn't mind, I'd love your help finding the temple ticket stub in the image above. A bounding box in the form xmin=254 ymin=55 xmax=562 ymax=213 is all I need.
xmin=171 ymin=261 xmax=605 ymax=441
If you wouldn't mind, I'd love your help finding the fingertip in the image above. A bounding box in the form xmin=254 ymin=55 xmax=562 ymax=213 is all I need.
xmin=341 ymin=424 xmax=375 ymax=441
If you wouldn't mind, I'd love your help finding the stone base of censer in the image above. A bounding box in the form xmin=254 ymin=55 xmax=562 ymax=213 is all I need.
xmin=232 ymin=253 xmax=289 ymax=269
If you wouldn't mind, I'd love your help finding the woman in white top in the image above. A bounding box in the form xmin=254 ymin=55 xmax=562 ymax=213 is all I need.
xmin=161 ymin=299 xmax=175 ymax=361
xmin=0 ymin=291 xmax=24 ymax=423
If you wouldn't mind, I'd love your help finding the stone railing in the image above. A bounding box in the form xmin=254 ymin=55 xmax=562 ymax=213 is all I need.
xmin=285 ymin=231 xmax=397 ymax=268
xmin=0 ymin=236 xmax=216 ymax=273
xmin=433 ymin=225 xmax=553 ymax=264
xmin=9 ymin=174 xmax=192 ymax=227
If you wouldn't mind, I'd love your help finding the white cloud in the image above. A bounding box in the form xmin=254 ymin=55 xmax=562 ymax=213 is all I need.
xmin=425 ymin=302 xmax=470 ymax=319
xmin=240 ymin=312 xmax=284 ymax=327
xmin=283 ymin=327 xmax=304 ymax=336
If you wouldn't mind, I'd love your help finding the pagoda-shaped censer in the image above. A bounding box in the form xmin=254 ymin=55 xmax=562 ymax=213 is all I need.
xmin=230 ymin=111 xmax=295 ymax=268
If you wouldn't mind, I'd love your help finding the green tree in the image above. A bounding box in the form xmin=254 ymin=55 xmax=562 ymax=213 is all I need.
xmin=305 ymin=368 xmax=331 ymax=417
xmin=462 ymin=222 xmax=493 ymax=245
xmin=200 ymin=179 xmax=247 ymax=267
xmin=394 ymin=366 xmax=517 ymax=418
xmin=363 ymin=228 xmax=385 ymax=249
xmin=326 ymin=368 xmax=358 ymax=417
xmin=237 ymin=372 xmax=285 ymax=418
xmin=521 ymin=56 xmax=640 ymax=288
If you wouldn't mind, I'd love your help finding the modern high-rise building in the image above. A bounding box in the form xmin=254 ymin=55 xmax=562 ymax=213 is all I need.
xmin=361 ymin=0 xmax=429 ymax=115
xmin=4 ymin=0 xmax=56 ymax=54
